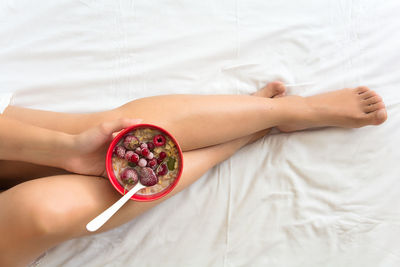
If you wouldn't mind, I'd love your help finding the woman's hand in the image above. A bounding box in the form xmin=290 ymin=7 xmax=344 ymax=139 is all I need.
xmin=64 ymin=118 xmax=142 ymax=177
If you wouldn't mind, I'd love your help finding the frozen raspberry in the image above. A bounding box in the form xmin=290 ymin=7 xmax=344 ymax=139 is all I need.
xmin=147 ymin=142 xmax=155 ymax=151
xmin=159 ymin=151 xmax=167 ymax=160
xmin=123 ymin=135 xmax=139 ymax=150
xmin=124 ymin=150 xmax=134 ymax=161
xmin=146 ymin=152 xmax=154 ymax=160
xmin=141 ymin=148 xmax=150 ymax=157
xmin=114 ymin=146 xmax=126 ymax=159
xmin=138 ymin=167 xmax=158 ymax=186
xmin=138 ymin=158 xmax=147 ymax=167
xmin=147 ymin=158 xmax=157 ymax=168
xmin=157 ymin=152 xmax=166 ymax=164
xmin=129 ymin=152 xmax=139 ymax=163
xmin=153 ymin=134 xmax=166 ymax=147
xmin=140 ymin=143 xmax=148 ymax=149
xmin=135 ymin=147 xmax=142 ymax=155
xmin=157 ymin=163 xmax=168 ymax=176
xmin=120 ymin=168 xmax=138 ymax=184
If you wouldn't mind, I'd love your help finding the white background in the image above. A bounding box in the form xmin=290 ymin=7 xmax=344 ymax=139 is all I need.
xmin=1 ymin=0 xmax=400 ymax=266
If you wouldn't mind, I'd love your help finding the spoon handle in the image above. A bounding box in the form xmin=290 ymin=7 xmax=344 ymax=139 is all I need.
xmin=86 ymin=183 xmax=146 ymax=232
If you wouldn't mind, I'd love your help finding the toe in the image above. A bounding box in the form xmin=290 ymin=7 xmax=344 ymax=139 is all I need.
xmin=355 ymin=86 xmax=369 ymax=94
xmin=360 ymin=90 xmax=377 ymax=100
xmin=375 ymin=109 xmax=388 ymax=124
xmin=364 ymin=101 xmax=385 ymax=113
xmin=363 ymin=95 xmax=382 ymax=105
xmin=366 ymin=108 xmax=387 ymax=125
xmin=273 ymin=92 xmax=286 ymax=98
xmin=271 ymin=82 xmax=286 ymax=96
xmin=263 ymin=81 xmax=286 ymax=98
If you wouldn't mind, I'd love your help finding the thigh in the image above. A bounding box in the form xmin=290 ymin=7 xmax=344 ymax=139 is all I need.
xmin=0 ymin=154 xmax=197 ymax=266
xmin=0 ymin=173 xmax=192 ymax=266
xmin=0 ymin=174 xmax=133 ymax=266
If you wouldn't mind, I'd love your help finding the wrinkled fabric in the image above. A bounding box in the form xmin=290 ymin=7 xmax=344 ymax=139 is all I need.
xmin=1 ymin=0 xmax=399 ymax=266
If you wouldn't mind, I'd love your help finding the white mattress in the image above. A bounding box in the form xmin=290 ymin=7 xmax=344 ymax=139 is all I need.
xmin=1 ymin=0 xmax=400 ymax=266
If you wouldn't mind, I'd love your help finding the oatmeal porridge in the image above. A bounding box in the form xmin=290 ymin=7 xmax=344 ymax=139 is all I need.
xmin=111 ymin=127 xmax=181 ymax=196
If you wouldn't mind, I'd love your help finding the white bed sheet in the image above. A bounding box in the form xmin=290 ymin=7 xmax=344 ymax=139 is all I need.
xmin=0 ymin=92 xmax=12 ymax=113
xmin=1 ymin=0 xmax=400 ymax=266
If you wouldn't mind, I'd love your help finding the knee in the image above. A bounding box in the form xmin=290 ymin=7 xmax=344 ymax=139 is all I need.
xmin=12 ymin=176 xmax=116 ymax=238
xmin=30 ymin=199 xmax=74 ymax=237
xmin=23 ymin=187 xmax=95 ymax=238
xmin=0 ymin=183 xmax=95 ymax=267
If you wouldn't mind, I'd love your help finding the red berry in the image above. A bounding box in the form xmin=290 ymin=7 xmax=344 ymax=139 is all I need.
xmin=135 ymin=147 xmax=141 ymax=155
xmin=141 ymin=148 xmax=150 ymax=157
xmin=115 ymin=146 xmax=126 ymax=159
xmin=140 ymin=143 xmax=148 ymax=149
xmin=146 ymin=152 xmax=154 ymax=160
xmin=138 ymin=167 xmax=158 ymax=186
xmin=159 ymin=151 xmax=167 ymax=160
xmin=129 ymin=152 xmax=140 ymax=163
xmin=120 ymin=168 xmax=139 ymax=184
xmin=125 ymin=150 xmax=134 ymax=161
xmin=157 ymin=151 xmax=167 ymax=164
xmin=123 ymin=135 xmax=139 ymax=150
xmin=153 ymin=134 xmax=166 ymax=146
xmin=147 ymin=142 xmax=155 ymax=150
xmin=157 ymin=163 xmax=168 ymax=176
xmin=147 ymin=158 xmax=157 ymax=168
xmin=138 ymin=158 xmax=147 ymax=167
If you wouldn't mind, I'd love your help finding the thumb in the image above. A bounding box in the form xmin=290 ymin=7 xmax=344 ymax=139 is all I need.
xmin=99 ymin=118 xmax=143 ymax=137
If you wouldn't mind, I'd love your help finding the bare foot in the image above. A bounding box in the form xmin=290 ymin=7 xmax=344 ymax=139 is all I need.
xmin=253 ymin=81 xmax=286 ymax=98
xmin=277 ymin=86 xmax=387 ymax=132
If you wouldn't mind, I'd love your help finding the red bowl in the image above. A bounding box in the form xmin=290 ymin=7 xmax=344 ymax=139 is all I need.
xmin=106 ymin=123 xmax=183 ymax=202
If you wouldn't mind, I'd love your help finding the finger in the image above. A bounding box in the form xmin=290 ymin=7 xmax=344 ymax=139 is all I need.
xmin=111 ymin=129 xmax=127 ymax=139
xmin=121 ymin=118 xmax=143 ymax=128
xmin=99 ymin=118 xmax=143 ymax=137
xmin=111 ymin=119 xmax=143 ymax=139
xmin=112 ymin=131 xmax=121 ymax=139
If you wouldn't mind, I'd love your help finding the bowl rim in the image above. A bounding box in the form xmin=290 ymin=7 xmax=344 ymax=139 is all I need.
xmin=105 ymin=123 xmax=184 ymax=202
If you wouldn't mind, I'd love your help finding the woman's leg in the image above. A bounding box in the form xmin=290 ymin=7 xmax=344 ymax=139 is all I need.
xmin=3 ymin=83 xmax=285 ymax=151
xmin=1 ymin=84 xmax=387 ymax=184
xmin=3 ymin=84 xmax=387 ymax=152
xmin=0 ymin=128 xmax=267 ymax=267
xmin=0 ymin=83 xmax=283 ymax=183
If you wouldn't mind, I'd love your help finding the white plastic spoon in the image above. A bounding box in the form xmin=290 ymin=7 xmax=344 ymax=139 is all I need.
xmin=86 ymin=182 xmax=146 ymax=232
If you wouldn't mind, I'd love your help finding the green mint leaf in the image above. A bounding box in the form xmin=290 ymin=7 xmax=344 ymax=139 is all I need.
xmin=167 ymin=157 xmax=176 ymax=170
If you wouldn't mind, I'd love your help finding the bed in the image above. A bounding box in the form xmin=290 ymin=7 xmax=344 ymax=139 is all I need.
xmin=1 ymin=0 xmax=400 ymax=266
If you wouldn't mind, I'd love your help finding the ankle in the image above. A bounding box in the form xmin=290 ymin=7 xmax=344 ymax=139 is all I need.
xmin=280 ymin=95 xmax=317 ymax=124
